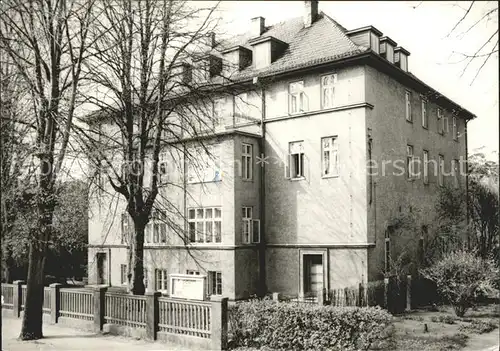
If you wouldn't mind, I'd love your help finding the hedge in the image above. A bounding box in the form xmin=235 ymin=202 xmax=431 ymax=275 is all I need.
xmin=228 ymin=299 xmax=394 ymax=350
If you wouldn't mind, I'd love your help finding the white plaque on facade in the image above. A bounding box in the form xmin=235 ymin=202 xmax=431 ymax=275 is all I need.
xmin=169 ymin=274 xmax=206 ymax=300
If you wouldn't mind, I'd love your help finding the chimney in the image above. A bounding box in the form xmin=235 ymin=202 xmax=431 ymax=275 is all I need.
xmin=304 ymin=0 xmax=318 ymax=28
xmin=251 ymin=17 xmax=265 ymax=38
xmin=205 ymin=32 xmax=216 ymax=50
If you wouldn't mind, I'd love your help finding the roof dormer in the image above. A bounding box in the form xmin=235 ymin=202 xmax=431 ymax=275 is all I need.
xmin=192 ymin=54 xmax=222 ymax=83
xmin=346 ymin=25 xmax=383 ymax=54
xmin=249 ymin=36 xmax=288 ymax=70
xmin=221 ymin=45 xmax=252 ymax=77
xmin=394 ymin=47 xmax=410 ymax=72
xmin=379 ymin=36 xmax=397 ymax=63
xmin=170 ymin=62 xmax=192 ymax=84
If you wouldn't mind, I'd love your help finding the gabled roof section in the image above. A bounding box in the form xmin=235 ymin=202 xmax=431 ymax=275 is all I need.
xmin=214 ymin=12 xmax=367 ymax=80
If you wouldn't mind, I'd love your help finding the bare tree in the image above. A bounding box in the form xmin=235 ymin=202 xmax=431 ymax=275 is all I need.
xmin=447 ymin=1 xmax=498 ymax=84
xmin=78 ymin=0 xmax=254 ymax=295
xmin=0 ymin=0 xmax=95 ymax=339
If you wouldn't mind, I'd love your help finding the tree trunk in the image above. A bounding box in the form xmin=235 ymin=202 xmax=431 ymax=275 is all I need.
xmin=19 ymin=239 xmax=47 ymax=340
xmin=130 ymin=220 xmax=145 ymax=295
xmin=20 ymin=183 xmax=53 ymax=340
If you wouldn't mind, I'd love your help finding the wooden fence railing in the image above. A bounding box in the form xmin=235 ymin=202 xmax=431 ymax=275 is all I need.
xmin=105 ymin=292 xmax=146 ymax=329
xmin=60 ymin=288 xmax=94 ymax=321
xmin=20 ymin=285 xmax=27 ymax=310
xmin=43 ymin=287 xmax=51 ymax=314
xmin=2 ymin=282 xmax=226 ymax=350
xmin=158 ymin=297 xmax=211 ymax=338
xmin=1 ymin=284 xmax=14 ymax=309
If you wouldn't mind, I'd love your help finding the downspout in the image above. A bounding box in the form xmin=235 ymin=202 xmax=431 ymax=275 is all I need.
xmin=257 ymin=79 xmax=267 ymax=297
xmin=464 ymin=119 xmax=469 ymax=249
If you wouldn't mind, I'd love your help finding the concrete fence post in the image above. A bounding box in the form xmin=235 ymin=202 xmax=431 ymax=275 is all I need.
xmin=146 ymin=291 xmax=161 ymax=341
xmin=317 ymin=288 xmax=326 ymax=305
xmin=12 ymin=280 xmax=24 ymax=318
xmin=358 ymin=283 xmax=365 ymax=307
xmin=211 ymin=295 xmax=228 ymax=350
xmin=272 ymin=292 xmax=281 ymax=302
xmin=383 ymin=278 xmax=390 ymax=311
xmin=50 ymin=283 xmax=62 ymax=324
xmin=93 ymin=286 xmax=107 ymax=332
xmin=406 ymin=275 xmax=412 ymax=312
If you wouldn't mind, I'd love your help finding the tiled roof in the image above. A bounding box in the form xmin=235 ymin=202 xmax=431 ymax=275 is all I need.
xmin=214 ymin=12 xmax=368 ymax=80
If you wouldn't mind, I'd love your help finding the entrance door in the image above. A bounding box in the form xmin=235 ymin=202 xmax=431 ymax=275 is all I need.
xmin=96 ymin=253 xmax=107 ymax=285
xmin=303 ymin=254 xmax=323 ymax=296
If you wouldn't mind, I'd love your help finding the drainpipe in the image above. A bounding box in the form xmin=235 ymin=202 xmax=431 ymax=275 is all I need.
xmin=257 ymin=78 xmax=267 ymax=297
xmin=464 ymin=119 xmax=469 ymax=249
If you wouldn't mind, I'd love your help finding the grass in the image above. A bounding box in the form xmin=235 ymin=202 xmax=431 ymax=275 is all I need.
xmin=382 ymin=304 xmax=499 ymax=351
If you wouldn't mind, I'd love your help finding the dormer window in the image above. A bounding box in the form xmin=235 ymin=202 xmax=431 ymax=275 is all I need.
xmin=222 ymin=46 xmax=252 ymax=77
xmin=249 ymin=36 xmax=288 ymax=69
xmin=346 ymin=26 xmax=383 ymax=54
xmin=395 ymin=47 xmax=410 ymax=72
xmin=370 ymin=33 xmax=379 ymax=54
xmin=380 ymin=37 xmax=397 ymax=63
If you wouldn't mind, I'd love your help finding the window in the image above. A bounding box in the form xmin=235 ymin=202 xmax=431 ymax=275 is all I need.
xmin=235 ymin=93 xmax=248 ymax=118
xmin=121 ymin=213 xmax=132 ymax=244
xmin=423 ymin=150 xmax=429 ymax=185
xmin=120 ymin=264 xmax=128 ymax=285
xmin=385 ymin=226 xmax=393 ymax=273
xmin=186 ymin=270 xmax=200 ymax=275
xmin=321 ymin=74 xmax=337 ymax=109
xmin=438 ymin=154 xmax=444 ymax=187
xmin=158 ymin=152 xmax=168 ymax=184
xmin=242 ymin=143 xmax=253 ymax=180
xmin=321 ymin=136 xmax=339 ymax=177
xmin=421 ymin=99 xmax=428 ymax=128
xmin=144 ymin=268 xmax=148 ymax=288
xmin=187 ymin=144 xmax=221 ymax=183
xmin=208 ymin=271 xmax=222 ymax=295
xmin=155 ymin=269 xmax=168 ymax=293
xmin=405 ymin=91 xmax=412 ymax=122
xmin=437 ymin=108 xmax=444 ymax=134
xmin=145 ymin=210 xmax=167 ymax=244
xmin=188 ymin=207 xmax=222 ymax=243
xmin=214 ymin=98 xmax=226 ymax=128
xmin=242 ymin=207 xmax=252 ymax=244
xmin=406 ymin=145 xmax=414 ymax=179
xmin=453 ymin=159 xmax=460 ymax=188
xmin=452 ymin=117 xmax=457 ymax=140
xmin=370 ymin=33 xmax=379 ymax=54
xmin=289 ymin=81 xmax=306 ymax=114
xmin=419 ymin=225 xmax=428 ymax=264
xmin=288 ymin=141 xmax=305 ymax=179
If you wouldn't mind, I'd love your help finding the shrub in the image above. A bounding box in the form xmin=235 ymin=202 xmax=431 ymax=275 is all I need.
xmin=228 ymin=299 xmax=393 ymax=350
xmin=420 ymin=250 xmax=498 ymax=317
xmin=430 ymin=315 xmax=456 ymax=324
xmin=459 ymin=319 xmax=498 ymax=334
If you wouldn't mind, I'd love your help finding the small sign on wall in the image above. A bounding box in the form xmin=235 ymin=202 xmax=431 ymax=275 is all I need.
xmin=169 ymin=274 xmax=206 ymax=300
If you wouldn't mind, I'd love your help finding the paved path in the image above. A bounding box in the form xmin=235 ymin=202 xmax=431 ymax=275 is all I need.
xmin=1 ymin=317 xmax=188 ymax=351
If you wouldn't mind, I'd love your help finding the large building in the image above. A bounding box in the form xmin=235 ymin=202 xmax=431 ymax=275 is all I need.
xmin=87 ymin=1 xmax=475 ymax=301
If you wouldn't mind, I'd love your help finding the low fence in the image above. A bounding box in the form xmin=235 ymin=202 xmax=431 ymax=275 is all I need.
xmin=1 ymin=284 xmax=14 ymax=310
xmin=276 ymin=275 xmax=429 ymax=315
xmin=1 ymin=281 xmax=227 ymax=350
xmin=158 ymin=297 xmax=211 ymax=338
xmin=43 ymin=287 xmax=51 ymax=314
xmin=105 ymin=293 xmax=146 ymax=328
xmin=60 ymin=288 xmax=94 ymax=321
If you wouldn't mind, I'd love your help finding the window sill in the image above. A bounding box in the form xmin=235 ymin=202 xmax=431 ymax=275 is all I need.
xmin=241 ymin=178 xmax=254 ymax=183
xmin=422 ymin=125 xmax=428 ymax=130
xmin=322 ymin=174 xmax=339 ymax=179
xmin=187 ymin=180 xmax=222 ymax=185
xmin=289 ymin=177 xmax=306 ymax=181
xmin=406 ymin=119 xmax=413 ymax=123
xmin=188 ymin=242 xmax=223 ymax=245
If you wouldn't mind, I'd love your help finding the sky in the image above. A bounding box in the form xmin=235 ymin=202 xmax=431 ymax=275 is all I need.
xmin=214 ymin=0 xmax=499 ymax=160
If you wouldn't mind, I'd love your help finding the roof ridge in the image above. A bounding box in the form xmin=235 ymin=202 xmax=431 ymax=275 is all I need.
xmin=320 ymin=11 xmax=363 ymax=52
